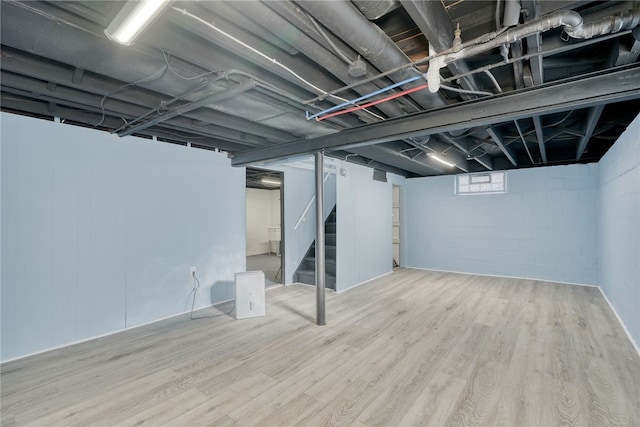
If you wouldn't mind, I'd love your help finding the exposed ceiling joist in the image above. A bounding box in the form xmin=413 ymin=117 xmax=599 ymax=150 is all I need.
xmin=575 ymin=104 xmax=604 ymax=161
xmin=532 ymin=116 xmax=548 ymax=164
xmin=401 ymin=0 xmax=483 ymax=93
xmin=2 ymin=0 xmax=639 ymax=176
xmin=232 ymin=64 xmax=640 ymax=166
xmin=487 ymin=126 xmax=518 ymax=167
xmin=434 ymin=133 xmax=482 ymax=171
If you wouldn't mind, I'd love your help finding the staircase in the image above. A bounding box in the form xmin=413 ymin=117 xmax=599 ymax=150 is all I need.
xmin=294 ymin=207 xmax=336 ymax=290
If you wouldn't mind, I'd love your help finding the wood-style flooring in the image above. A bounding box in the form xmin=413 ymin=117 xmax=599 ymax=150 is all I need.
xmin=2 ymin=268 xmax=639 ymax=426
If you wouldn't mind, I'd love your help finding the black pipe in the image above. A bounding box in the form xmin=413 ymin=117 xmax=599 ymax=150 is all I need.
xmin=220 ymin=1 xmax=406 ymax=117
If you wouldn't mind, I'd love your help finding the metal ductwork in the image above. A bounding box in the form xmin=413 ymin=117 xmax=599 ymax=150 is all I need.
xmin=564 ymin=7 xmax=640 ymax=39
xmin=503 ymin=0 xmax=522 ymax=27
xmin=446 ymin=8 xmax=640 ymax=64
xmin=351 ymin=0 xmax=400 ymax=21
xmin=1 ymin=0 xmax=637 ymax=178
xmin=296 ymin=0 xmax=446 ymax=110
xmin=221 ymin=1 xmax=406 ymax=118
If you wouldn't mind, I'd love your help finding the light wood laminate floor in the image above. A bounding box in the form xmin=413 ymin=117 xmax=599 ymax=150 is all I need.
xmin=2 ymin=268 xmax=639 ymax=426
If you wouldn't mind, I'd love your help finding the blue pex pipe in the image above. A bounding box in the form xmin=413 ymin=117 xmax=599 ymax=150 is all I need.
xmin=305 ymin=75 xmax=423 ymax=120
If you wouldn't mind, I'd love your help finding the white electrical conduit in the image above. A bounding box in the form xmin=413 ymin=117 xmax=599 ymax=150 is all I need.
xmin=483 ymin=70 xmax=503 ymax=93
xmin=305 ymin=12 xmax=355 ymax=65
xmin=439 ymin=83 xmax=494 ymax=97
xmin=172 ymin=7 xmax=385 ymax=121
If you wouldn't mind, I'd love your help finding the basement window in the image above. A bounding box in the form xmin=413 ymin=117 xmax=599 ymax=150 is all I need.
xmin=456 ymin=171 xmax=506 ymax=195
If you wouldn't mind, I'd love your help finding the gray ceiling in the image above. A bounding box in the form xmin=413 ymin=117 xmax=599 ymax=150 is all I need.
xmin=1 ymin=0 xmax=639 ymax=177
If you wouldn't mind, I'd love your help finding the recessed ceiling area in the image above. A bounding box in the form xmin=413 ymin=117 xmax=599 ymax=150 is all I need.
xmin=246 ymin=167 xmax=282 ymax=190
xmin=1 ymin=0 xmax=639 ymax=176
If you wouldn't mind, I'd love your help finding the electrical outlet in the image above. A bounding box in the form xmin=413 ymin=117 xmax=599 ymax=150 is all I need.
xmin=190 ymin=266 xmax=197 ymax=276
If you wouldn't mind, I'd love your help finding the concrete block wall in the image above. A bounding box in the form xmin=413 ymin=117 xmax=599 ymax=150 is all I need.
xmin=598 ymin=114 xmax=640 ymax=347
xmin=403 ymin=163 xmax=599 ymax=285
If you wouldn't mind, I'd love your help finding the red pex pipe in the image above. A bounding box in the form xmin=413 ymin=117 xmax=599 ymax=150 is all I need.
xmin=316 ymin=84 xmax=429 ymax=122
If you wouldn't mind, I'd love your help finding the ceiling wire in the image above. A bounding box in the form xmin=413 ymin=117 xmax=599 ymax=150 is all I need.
xmin=304 ymin=28 xmax=628 ymax=104
xmin=161 ymin=50 xmax=221 ymax=81
xmin=484 ymin=69 xmax=536 ymax=163
xmin=95 ymin=63 xmax=169 ymax=127
xmin=113 ymin=75 xmax=223 ymax=134
xmin=514 ymin=119 xmax=536 ymax=164
xmin=305 ymin=12 xmax=354 ymax=65
xmin=439 ymin=83 xmax=494 ymax=96
xmin=508 ymin=111 xmax=576 ymax=138
xmin=483 ymin=70 xmax=503 ymax=93
xmin=315 ymin=84 xmax=428 ymax=121
xmin=172 ymin=6 xmax=385 ymax=121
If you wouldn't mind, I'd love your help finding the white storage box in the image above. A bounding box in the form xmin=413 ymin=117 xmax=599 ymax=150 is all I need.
xmin=234 ymin=271 xmax=265 ymax=319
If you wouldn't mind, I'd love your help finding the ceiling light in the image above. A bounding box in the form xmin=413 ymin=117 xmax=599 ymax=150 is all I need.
xmin=261 ymin=178 xmax=281 ymax=186
xmin=105 ymin=0 xmax=172 ymax=46
xmin=427 ymin=153 xmax=456 ymax=168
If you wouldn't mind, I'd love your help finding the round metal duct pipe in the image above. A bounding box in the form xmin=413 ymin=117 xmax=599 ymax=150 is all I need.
xmin=351 ymin=0 xmax=400 ymax=20
xmin=297 ymin=0 xmax=446 ymax=110
xmin=503 ymin=0 xmax=522 ymax=27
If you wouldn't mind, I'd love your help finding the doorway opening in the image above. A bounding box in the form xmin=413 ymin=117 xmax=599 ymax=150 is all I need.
xmin=246 ymin=167 xmax=284 ymax=288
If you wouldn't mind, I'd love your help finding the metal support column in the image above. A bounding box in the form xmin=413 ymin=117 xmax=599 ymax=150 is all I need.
xmin=315 ymin=150 xmax=326 ymax=326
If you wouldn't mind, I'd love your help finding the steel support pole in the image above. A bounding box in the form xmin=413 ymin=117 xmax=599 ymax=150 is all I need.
xmin=315 ymin=150 xmax=326 ymax=326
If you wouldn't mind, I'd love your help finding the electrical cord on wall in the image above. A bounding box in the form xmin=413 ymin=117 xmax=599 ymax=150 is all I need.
xmin=189 ymin=271 xmax=201 ymax=320
xmin=189 ymin=272 xmax=235 ymax=320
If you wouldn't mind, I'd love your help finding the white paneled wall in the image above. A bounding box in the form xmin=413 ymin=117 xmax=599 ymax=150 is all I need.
xmin=336 ymin=162 xmax=393 ymax=292
xmin=1 ymin=113 xmax=246 ymax=361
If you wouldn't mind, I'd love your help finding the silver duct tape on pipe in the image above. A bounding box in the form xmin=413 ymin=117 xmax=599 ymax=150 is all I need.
xmin=566 ymin=8 xmax=640 ymax=38
xmin=446 ymin=8 xmax=640 ymax=64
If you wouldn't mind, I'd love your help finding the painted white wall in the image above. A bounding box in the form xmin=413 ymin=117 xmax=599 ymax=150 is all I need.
xmin=336 ymin=161 xmax=394 ymax=292
xmin=599 ymin=113 xmax=640 ymax=347
xmin=246 ymin=188 xmax=279 ymax=256
xmin=270 ymin=189 xmax=281 ymax=228
xmin=0 ymin=112 xmax=246 ymax=362
xmin=402 ymin=163 xmax=599 ymax=285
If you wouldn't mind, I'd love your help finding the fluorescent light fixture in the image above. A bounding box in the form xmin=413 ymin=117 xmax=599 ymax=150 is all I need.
xmin=427 ymin=153 xmax=456 ymax=168
xmin=261 ymin=178 xmax=281 ymax=186
xmin=105 ymin=0 xmax=172 ymax=45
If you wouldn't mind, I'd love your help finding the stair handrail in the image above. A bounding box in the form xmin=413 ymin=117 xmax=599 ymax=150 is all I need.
xmin=294 ymin=170 xmax=332 ymax=230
